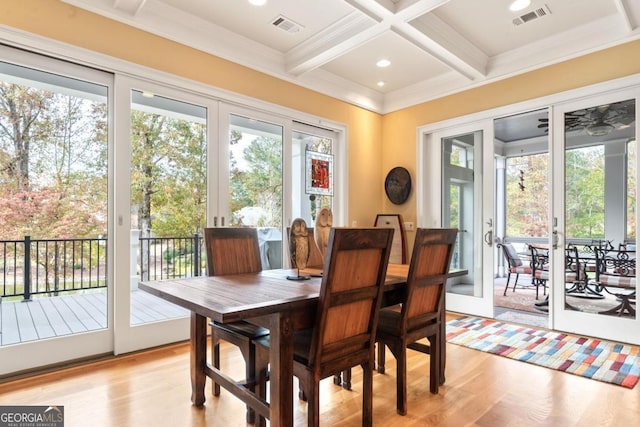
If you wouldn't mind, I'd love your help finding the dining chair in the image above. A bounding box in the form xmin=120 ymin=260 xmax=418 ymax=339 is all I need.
xmin=497 ymin=242 xmax=532 ymax=296
xmin=204 ymin=227 xmax=270 ymax=424
xmin=375 ymin=228 xmax=457 ymax=415
xmin=255 ymin=227 xmax=394 ymax=427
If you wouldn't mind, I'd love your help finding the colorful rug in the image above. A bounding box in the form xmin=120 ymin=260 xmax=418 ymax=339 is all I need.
xmin=446 ymin=316 xmax=640 ymax=388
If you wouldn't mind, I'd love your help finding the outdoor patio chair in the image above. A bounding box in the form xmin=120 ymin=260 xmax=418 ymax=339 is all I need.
xmin=593 ymin=247 xmax=636 ymax=316
xmin=497 ymin=242 xmax=532 ymax=296
xmin=529 ymin=245 xmax=550 ymax=299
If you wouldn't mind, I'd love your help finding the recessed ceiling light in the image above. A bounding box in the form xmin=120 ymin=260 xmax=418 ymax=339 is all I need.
xmin=509 ymin=0 xmax=531 ymax=12
xmin=248 ymin=0 xmax=267 ymax=6
xmin=376 ymin=59 xmax=391 ymax=68
xmin=377 ymin=81 xmax=385 ymax=87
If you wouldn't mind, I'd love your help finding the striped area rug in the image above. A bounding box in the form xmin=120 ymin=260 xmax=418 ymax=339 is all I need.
xmin=446 ymin=316 xmax=640 ymax=388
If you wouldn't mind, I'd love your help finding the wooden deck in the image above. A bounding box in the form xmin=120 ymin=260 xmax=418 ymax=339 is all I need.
xmin=0 ymin=290 xmax=189 ymax=346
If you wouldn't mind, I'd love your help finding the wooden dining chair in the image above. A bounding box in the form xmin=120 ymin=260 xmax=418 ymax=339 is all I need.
xmin=204 ymin=227 xmax=270 ymax=424
xmin=255 ymin=227 xmax=394 ymax=427
xmin=375 ymin=228 xmax=457 ymax=416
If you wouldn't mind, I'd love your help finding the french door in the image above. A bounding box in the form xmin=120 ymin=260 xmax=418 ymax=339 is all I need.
xmin=0 ymin=46 xmax=114 ymax=374
xmin=551 ymin=88 xmax=640 ymax=344
xmin=419 ymin=121 xmax=494 ymax=318
xmin=114 ymin=77 xmax=213 ymax=353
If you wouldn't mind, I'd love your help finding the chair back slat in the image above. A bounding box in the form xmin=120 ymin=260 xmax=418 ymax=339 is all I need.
xmin=402 ymin=229 xmax=457 ymax=332
xmin=309 ymin=227 xmax=394 ymax=372
xmin=204 ymin=227 xmax=262 ymax=276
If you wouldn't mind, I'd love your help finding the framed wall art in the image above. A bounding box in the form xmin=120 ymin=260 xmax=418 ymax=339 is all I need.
xmin=305 ymin=150 xmax=333 ymax=196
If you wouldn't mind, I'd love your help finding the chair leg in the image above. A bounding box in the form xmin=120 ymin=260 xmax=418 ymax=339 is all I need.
xmin=362 ymin=362 xmax=373 ymax=427
xmin=377 ymin=342 xmax=386 ymax=374
xmin=211 ymin=332 xmax=221 ymax=396
xmin=503 ymin=272 xmax=511 ymax=296
xmin=308 ymin=381 xmax=320 ymax=427
xmin=512 ymin=273 xmax=520 ymax=292
xmin=244 ymin=345 xmax=257 ymax=424
xmin=395 ymin=345 xmax=407 ymax=416
xmin=428 ymin=333 xmax=440 ymax=395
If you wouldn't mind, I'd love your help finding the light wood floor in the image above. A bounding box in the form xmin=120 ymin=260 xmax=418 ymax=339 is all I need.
xmin=1 ymin=313 xmax=639 ymax=426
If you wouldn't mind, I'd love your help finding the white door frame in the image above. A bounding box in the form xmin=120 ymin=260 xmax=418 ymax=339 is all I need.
xmin=418 ymin=120 xmax=495 ymax=318
xmin=551 ymin=87 xmax=640 ymax=343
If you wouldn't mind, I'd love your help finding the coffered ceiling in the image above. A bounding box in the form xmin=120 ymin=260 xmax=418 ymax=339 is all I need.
xmin=63 ymin=0 xmax=640 ymax=113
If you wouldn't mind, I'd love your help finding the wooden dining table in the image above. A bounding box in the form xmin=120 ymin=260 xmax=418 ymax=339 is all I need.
xmin=139 ymin=263 xmax=444 ymax=427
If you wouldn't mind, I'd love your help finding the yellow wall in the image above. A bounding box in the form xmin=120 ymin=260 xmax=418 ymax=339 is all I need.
xmin=0 ymin=0 xmax=382 ymax=227
xmin=2 ymin=1 xmax=640 ymax=244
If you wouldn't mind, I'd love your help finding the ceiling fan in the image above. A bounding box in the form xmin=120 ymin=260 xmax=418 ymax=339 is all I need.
xmin=537 ymin=99 xmax=636 ymax=136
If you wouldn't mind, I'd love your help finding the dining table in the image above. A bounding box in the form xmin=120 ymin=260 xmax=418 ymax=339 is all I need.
xmin=139 ymin=263 xmax=444 ymax=427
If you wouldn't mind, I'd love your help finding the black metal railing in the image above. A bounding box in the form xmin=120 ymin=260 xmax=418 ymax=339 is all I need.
xmin=138 ymin=233 xmax=204 ymax=281
xmin=0 ymin=233 xmax=206 ymax=301
xmin=1 ymin=236 xmax=108 ymax=301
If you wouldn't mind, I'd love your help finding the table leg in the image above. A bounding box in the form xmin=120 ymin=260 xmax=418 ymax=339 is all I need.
xmin=269 ymin=312 xmax=294 ymax=427
xmin=190 ymin=312 xmax=207 ymax=406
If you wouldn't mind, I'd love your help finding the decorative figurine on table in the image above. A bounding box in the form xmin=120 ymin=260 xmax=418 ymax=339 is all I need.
xmin=314 ymin=208 xmax=333 ymax=260
xmin=287 ymin=218 xmax=311 ymax=281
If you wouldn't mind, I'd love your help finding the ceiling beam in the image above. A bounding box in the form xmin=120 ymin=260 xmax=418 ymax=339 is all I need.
xmin=287 ymin=0 xmax=485 ymax=80
xmin=613 ymin=0 xmax=635 ymax=31
xmin=113 ymin=0 xmax=147 ymax=16
xmin=285 ymin=12 xmax=383 ymax=75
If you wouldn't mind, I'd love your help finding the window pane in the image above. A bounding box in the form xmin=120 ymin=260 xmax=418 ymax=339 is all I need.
xmin=628 ymin=140 xmax=636 ymax=241
xmin=0 ymin=61 xmax=109 ymax=343
xmin=292 ymin=130 xmax=333 ymax=226
xmin=130 ymin=90 xmax=206 ymax=325
xmin=505 ymin=154 xmax=548 ymax=237
xmin=565 ymin=145 xmax=605 ymax=239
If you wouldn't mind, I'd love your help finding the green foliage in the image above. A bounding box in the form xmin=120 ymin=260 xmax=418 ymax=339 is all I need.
xmin=229 ymin=135 xmax=282 ymax=227
xmin=506 ymin=153 xmax=549 ymax=237
xmin=130 ymin=110 xmax=206 ymax=237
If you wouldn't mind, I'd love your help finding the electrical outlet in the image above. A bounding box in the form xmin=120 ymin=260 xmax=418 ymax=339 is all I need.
xmin=404 ymin=222 xmax=414 ymax=231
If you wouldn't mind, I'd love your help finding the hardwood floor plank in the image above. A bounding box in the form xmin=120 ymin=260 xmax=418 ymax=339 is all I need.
xmin=1 ymin=314 xmax=639 ymax=426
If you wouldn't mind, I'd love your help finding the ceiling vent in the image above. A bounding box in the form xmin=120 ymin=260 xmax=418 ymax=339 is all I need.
xmin=271 ymin=15 xmax=304 ymax=34
xmin=513 ymin=4 xmax=552 ymax=26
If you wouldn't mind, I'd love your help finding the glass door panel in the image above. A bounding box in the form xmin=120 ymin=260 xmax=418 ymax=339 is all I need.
xmin=432 ymin=122 xmax=493 ymax=318
xmin=226 ymin=113 xmax=283 ymax=269
xmin=129 ymin=90 xmax=206 ymax=326
xmin=291 ymin=128 xmax=334 ymax=227
xmin=553 ymin=92 xmax=639 ymax=342
xmin=0 ymin=49 xmax=112 ymax=374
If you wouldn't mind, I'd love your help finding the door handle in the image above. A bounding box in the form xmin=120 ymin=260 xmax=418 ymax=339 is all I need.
xmin=484 ymin=230 xmax=493 ymax=247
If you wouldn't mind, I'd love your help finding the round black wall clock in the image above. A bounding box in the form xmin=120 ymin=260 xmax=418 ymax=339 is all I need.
xmin=384 ymin=166 xmax=412 ymax=205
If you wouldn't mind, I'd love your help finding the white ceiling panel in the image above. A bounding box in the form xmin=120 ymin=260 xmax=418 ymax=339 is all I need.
xmin=62 ymin=0 xmax=640 ymax=113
